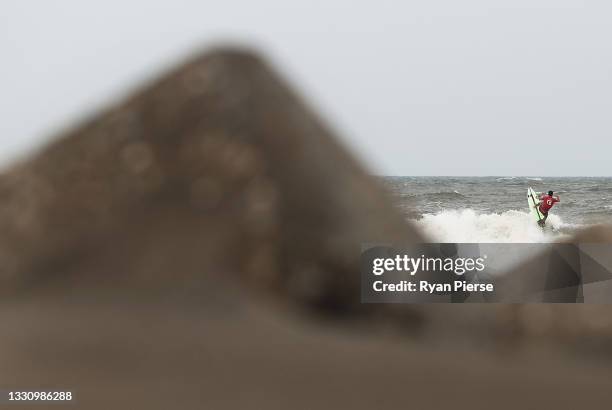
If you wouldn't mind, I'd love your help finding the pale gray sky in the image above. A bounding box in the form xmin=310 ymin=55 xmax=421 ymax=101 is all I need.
xmin=1 ymin=0 xmax=610 ymax=175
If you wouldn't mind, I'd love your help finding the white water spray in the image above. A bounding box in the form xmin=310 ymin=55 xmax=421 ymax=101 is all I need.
xmin=412 ymin=209 xmax=573 ymax=243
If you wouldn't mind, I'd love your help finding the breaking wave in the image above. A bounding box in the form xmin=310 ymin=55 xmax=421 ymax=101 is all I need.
xmin=412 ymin=209 xmax=578 ymax=243
xmin=496 ymin=176 xmax=544 ymax=185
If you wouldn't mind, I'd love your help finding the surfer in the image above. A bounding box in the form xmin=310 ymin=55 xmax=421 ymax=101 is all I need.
xmin=538 ymin=190 xmax=560 ymax=225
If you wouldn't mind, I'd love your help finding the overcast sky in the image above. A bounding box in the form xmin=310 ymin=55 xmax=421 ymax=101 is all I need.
xmin=1 ymin=0 xmax=610 ymax=176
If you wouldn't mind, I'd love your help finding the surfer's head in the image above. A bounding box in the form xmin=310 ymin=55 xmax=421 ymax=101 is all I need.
xmin=548 ymin=190 xmax=554 ymax=196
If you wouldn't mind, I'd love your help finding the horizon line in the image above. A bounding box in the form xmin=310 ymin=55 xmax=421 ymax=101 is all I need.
xmin=373 ymin=175 xmax=612 ymax=178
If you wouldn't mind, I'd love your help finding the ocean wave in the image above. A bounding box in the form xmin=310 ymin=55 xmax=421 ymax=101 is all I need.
xmin=411 ymin=209 xmax=576 ymax=243
xmin=496 ymin=177 xmax=517 ymax=181
xmin=585 ymin=186 xmax=612 ymax=193
xmin=421 ymin=191 xmax=466 ymax=200
xmin=496 ymin=176 xmax=544 ymax=185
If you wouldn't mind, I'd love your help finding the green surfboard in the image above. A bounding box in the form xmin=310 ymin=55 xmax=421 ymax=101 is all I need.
xmin=527 ymin=187 xmax=545 ymax=227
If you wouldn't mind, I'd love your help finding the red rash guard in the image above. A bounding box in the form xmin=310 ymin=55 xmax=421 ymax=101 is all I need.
xmin=539 ymin=195 xmax=559 ymax=214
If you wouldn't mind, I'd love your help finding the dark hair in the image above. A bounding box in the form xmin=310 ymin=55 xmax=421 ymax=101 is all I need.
xmin=548 ymin=190 xmax=554 ymax=196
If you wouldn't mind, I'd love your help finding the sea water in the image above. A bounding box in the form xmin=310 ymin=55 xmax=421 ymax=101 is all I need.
xmin=381 ymin=176 xmax=612 ymax=243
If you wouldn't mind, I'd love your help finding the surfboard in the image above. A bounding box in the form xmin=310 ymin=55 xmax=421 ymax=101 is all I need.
xmin=527 ymin=187 xmax=545 ymax=227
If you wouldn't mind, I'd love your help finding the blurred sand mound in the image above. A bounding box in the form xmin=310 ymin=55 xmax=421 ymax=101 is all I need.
xmin=1 ymin=48 xmax=612 ymax=409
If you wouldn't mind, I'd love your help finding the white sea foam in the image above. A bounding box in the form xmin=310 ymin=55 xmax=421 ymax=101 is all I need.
xmin=495 ymin=176 xmax=544 ymax=183
xmin=412 ymin=209 xmax=573 ymax=243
